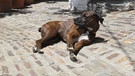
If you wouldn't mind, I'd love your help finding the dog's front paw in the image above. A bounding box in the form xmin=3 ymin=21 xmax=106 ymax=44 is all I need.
xmin=67 ymin=47 xmax=74 ymax=51
xmin=32 ymin=47 xmax=38 ymax=53
xmin=38 ymin=50 xmax=44 ymax=54
xmin=70 ymin=53 xmax=78 ymax=62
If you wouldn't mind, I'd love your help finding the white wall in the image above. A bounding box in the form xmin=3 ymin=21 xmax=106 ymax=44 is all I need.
xmin=68 ymin=0 xmax=88 ymax=12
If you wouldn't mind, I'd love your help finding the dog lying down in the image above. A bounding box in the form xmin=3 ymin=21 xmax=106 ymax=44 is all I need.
xmin=33 ymin=11 xmax=104 ymax=62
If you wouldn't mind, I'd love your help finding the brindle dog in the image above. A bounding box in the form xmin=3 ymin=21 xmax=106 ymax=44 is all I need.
xmin=33 ymin=11 xmax=104 ymax=62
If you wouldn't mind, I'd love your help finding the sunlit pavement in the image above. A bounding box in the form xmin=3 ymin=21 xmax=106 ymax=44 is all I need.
xmin=0 ymin=1 xmax=135 ymax=76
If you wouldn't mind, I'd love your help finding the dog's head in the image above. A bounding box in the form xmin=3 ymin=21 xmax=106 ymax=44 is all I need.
xmin=74 ymin=11 xmax=104 ymax=32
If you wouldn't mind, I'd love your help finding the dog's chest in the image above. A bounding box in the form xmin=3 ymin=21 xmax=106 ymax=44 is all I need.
xmin=78 ymin=31 xmax=89 ymax=41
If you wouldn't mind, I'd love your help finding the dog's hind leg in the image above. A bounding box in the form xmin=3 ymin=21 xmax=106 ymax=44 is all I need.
xmin=33 ymin=36 xmax=47 ymax=54
xmin=34 ymin=31 xmax=57 ymax=54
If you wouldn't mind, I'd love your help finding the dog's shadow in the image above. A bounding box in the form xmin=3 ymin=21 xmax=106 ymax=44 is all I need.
xmin=41 ymin=37 xmax=108 ymax=49
xmin=91 ymin=37 xmax=108 ymax=44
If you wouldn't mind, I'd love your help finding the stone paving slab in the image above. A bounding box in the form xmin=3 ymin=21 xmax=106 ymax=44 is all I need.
xmin=0 ymin=1 xmax=135 ymax=76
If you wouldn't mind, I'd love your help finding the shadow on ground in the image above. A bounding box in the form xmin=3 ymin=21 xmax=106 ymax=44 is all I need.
xmin=34 ymin=0 xmax=68 ymax=4
xmin=0 ymin=8 xmax=33 ymax=18
xmin=92 ymin=37 xmax=108 ymax=44
xmin=40 ymin=36 xmax=108 ymax=50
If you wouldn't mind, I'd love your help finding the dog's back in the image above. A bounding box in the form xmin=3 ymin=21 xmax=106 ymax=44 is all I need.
xmin=39 ymin=20 xmax=75 ymax=40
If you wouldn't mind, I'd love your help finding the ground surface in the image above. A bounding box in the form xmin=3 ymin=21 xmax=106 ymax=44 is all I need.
xmin=0 ymin=1 xmax=135 ymax=76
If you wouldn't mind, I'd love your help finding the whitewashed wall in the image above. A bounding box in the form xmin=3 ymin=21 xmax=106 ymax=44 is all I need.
xmin=68 ymin=0 xmax=88 ymax=12
xmin=68 ymin=0 xmax=135 ymax=16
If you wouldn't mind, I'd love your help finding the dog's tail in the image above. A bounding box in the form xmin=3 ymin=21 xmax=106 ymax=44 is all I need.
xmin=38 ymin=27 xmax=41 ymax=32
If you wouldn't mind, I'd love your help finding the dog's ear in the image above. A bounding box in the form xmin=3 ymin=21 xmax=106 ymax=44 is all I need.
xmin=99 ymin=18 xmax=104 ymax=24
xmin=93 ymin=14 xmax=104 ymax=24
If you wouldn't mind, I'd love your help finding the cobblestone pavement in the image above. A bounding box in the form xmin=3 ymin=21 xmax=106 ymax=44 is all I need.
xmin=0 ymin=1 xmax=135 ymax=76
